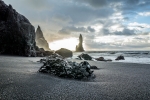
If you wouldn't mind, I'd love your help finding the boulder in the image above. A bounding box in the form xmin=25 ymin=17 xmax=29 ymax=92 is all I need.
xmin=36 ymin=51 xmax=43 ymax=57
xmin=43 ymin=51 xmax=53 ymax=56
xmin=36 ymin=47 xmax=53 ymax=57
xmin=96 ymin=57 xmax=105 ymax=61
xmin=115 ymin=55 xmax=125 ymax=60
xmin=96 ymin=57 xmax=112 ymax=62
xmin=107 ymin=59 xmax=113 ymax=61
xmin=35 ymin=26 xmax=50 ymax=51
xmin=78 ymin=53 xmax=92 ymax=60
xmin=39 ymin=55 xmax=95 ymax=79
xmin=0 ymin=1 xmax=36 ymax=56
xmin=76 ymin=34 xmax=84 ymax=52
xmin=90 ymin=66 xmax=98 ymax=69
xmin=39 ymin=48 xmax=45 ymax=52
xmin=55 ymin=48 xmax=73 ymax=58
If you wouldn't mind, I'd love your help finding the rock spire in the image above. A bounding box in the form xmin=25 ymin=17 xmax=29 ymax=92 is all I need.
xmin=76 ymin=34 xmax=84 ymax=52
xmin=35 ymin=25 xmax=50 ymax=51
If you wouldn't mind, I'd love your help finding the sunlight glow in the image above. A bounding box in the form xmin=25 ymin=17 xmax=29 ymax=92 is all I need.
xmin=49 ymin=38 xmax=78 ymax=51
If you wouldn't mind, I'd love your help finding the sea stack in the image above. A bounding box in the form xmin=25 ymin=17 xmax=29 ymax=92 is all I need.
xmin=76 ymin=34 xmax=84 ymax=52
xmin=0 ymin=0 xmax=36 ymax=56
xmin=35 ymin=25 xmax=50 ymax=51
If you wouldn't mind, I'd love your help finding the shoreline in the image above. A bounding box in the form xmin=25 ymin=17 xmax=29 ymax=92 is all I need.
xmin=1 ymin=55 xmax=150 ymax=99
xmin=1 ymin=55 xmax=150 ymax=65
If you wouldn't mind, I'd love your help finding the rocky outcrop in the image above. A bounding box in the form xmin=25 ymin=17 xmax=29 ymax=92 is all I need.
xmin=115 ymin=55 xmax=125 ymax=60
xmin=0 ymin=0 xmax=36 ymax=56
xmin=76 ymin=34 xmax=84 ymax=52
xmin=35 ymin=46 xmax=53 ymax=57
xmin=35 ymin=26 xmax=50 ymax=51
xmin=55 ymin=48 xmax=73 ymax=58
xmin=78 ymin=53 xmax=92 ymax=60
xmin=39 ymin=54 xmax=95 ymax=79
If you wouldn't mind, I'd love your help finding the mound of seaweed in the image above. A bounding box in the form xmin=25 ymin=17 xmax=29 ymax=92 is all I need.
xmin=38 ymin=54 xmax=96 ymax=80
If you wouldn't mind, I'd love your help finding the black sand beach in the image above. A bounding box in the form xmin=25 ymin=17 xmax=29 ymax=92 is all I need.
xmin=0 ymin=55 xmax=150 ymax=100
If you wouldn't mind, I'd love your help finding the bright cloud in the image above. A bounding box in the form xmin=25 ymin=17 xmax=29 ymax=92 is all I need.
xmin=139 ymin=12 xmax=150 ymax=16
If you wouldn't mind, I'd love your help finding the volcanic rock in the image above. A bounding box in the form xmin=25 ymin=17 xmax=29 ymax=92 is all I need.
xmin=96 ymin=57 xmax=105 ymax=61
xmin=43 ymin=51 xmax=53 ymax=56
xmin=90 ymin=66 xmax=98 ymax=69
xmin=76 ymin=34 xmax=84 ymax=52
xmin=35 ymin=47 xmax=53 ymax=57
xmin=0 ymin=0 xmax=36 ymax=56
xmin=55 ymin=48 xmax=73 ymax=58
xmin=39 ymin=54 xmax=95 ymax=79
xmin=35 ymin=25 xmax=50 ymax=51
xmin=96 ymin=57 xmax=112 ymax=61
xmin=78 ymin=53 xmax=92 ymax=60
xmin=115 ymin=55 xmax=125 ymax=60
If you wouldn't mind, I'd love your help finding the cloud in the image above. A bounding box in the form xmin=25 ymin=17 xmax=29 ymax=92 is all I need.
xmin=75 ymin=0 xmax=108 ymax=8
xmin=87 ymin=26 xmax=95 ymax=32
xmin=100 ymin=27 xmax=135 ymax=36
xmin=23 ymin=0 xmax=51 ymax=11
xmin=113 ymin=28 xmax=136 ymax=35
xmin=139 ymin=12 xmax=150 ymax=16
xmin=58 ymin=26 xmax=95 ymax=35
xmin=125 ymin=0 xmax=139 ymax=5
xmin=128 ymin=22 xmax=150 ymax=32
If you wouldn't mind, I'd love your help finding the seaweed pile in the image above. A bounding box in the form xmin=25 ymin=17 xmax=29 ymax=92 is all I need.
xmin=38 ymin=54 xmax=96 ymax=79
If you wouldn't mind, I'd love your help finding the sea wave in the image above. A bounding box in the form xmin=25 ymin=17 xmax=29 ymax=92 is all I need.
xmin=72 ymin=51 xmax=150 ymax=64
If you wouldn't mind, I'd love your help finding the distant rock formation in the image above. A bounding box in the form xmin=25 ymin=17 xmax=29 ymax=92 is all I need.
xmin=35 ymin=26 xmax=50 ymax=51
xmin=76 ymin=34 xmax=84 ymax=52
xmin=0 ymin=0 xmax=36 ymax=56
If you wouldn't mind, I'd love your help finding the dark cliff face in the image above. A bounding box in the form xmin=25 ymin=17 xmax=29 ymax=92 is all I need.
xmin=35 ymin=26 xmax=50 ymax=51
xmin=0 ymin=0 xmax=36 ymax=56
xmin=76 ymin=34 xmax=84 ymax=52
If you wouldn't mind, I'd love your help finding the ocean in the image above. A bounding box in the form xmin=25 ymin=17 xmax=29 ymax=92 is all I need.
xmin=72 ymin=51 xmax=150 ymax=64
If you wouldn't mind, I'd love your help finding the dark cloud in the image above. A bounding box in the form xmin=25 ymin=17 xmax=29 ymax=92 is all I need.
xmin=54 ymin=3 xmax=114 ymax=25
xmin=24 ymin=0 xmax=50 ymax=9
xmin=125 ymin=0 xmax=140 ymax=5
xmin=114 ymin=28 xmax=136 ymax=35
xmin=87 ymin=26 xmax=95 ymax=32
xmin=58 ymin=26 xmax=86 ymax=35
xmin=76 ymin=0 xmax=108 ymax=8
xmin=123 ymin=17 xmax=129 ymax=21
xmin=58 ymin=26 xmax=95 ymax=35
xmin=101 ymin=28 xmax=136 ymax=36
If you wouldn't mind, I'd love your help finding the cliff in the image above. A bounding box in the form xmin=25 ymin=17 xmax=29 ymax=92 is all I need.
xmin=0 ymin=0 xmax=36 ymax=56
xmin=35 ymin=26 xmax=50 ymax=51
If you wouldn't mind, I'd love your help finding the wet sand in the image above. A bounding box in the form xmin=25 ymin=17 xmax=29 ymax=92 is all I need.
xmin=0 ymin=55 xmax=150 ymax=100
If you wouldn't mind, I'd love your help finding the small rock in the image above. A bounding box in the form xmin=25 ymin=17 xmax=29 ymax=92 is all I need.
xmin=90 ymin=66 xmax=98 ymax=69
xmin=115 ymin=55 xmax=125 ymax=60
xmin=78 ymin=53 xmax=92 ymax=60
xmin=95 ymin=57 xmax=112 ymax=62
xmin=96 ymin=57 xmax=105 ymax=61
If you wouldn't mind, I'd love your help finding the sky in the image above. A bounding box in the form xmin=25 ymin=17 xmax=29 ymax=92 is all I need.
xmin=4 ymin=0 xmax=150 ymax=51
